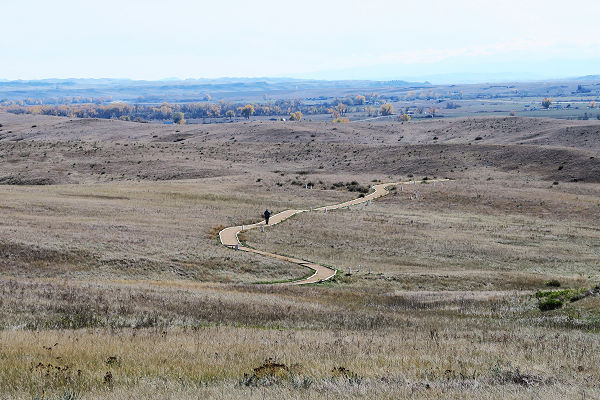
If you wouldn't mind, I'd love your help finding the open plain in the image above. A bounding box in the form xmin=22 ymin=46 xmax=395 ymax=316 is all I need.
xmin=1 ymin=112 xmax=600 ymax=399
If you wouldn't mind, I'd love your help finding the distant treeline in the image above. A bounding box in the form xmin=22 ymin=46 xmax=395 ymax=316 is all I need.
xmin=0 ymin=88 xmax=482 ymax=122
xmin=0 ymin=94 xmax=394 ymax=121
xmin=1 ymin=101 xmax=323 ymax=121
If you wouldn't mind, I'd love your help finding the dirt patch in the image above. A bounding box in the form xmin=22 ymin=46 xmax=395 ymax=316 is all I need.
xmin=242 ymin=359 xmax=291 ymax=386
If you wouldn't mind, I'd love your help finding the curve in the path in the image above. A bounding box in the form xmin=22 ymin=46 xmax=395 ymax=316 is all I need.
xmin=219 ymin=179 xmax=449 ymax=285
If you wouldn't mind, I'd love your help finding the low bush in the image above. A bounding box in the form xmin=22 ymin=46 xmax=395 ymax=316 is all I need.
xmin=538 ymin=297 xmax=563 ymax=311
xmin=535 ymin=288 xmax=585 ymax=311
xmin=330 ymin=181 xmax=369 ymax=194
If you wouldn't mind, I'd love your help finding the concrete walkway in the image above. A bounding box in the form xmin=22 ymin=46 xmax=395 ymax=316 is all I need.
xmin=219 ymin=179 xmax=449 ymax=285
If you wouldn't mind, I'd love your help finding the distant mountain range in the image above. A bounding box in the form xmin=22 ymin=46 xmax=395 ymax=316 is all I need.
xmin=0 ymin=78 xmax=429 ymax=103
xmin=577 ymin=75 xmax=600 ymax=81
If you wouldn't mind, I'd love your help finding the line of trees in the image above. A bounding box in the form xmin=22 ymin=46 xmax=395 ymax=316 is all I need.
xmin=3 ymin=92 xmax=465 ymax=122
xmin=0 ymin=94 xmax=391 ymax=122
xmin=1 ymin=101 xmax=316 ymax=121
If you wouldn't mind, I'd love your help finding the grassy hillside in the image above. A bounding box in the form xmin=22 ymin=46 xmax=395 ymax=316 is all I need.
xmin=0 ymin=112 xmax=599 ymax=398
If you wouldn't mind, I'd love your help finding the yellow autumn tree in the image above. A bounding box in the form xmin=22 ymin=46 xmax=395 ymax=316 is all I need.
xmin=289 ymin=111 xmax=303 ymax=121
xmin=172 ymin=111 xmax=186 ymax=124
xmin=238 ymin=104 xmax=255 ymax=119
xmin=542 ymin=98 xmax=552 ymax=109
xmin=380 ymin=103 xmax=394 ymax=116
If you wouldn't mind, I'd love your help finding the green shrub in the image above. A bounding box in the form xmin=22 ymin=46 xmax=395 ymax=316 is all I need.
xmin=538 ymin=297 xmax=563 ymax=311
xmin=535 ymin=288 xmax=585 ymax=311
xmin=545 ymin=279 xmax=561 ymax=287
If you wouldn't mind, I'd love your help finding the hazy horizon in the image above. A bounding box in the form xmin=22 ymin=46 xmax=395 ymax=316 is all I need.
xmin=0 ymin=70 xmax=597 ymax=86
xmin=2 ymin=0 xmax=599 ymax=83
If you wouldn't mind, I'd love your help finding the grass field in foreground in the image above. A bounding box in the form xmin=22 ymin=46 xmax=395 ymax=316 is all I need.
xmin=1 ymin=114 xmax=600 ymax=398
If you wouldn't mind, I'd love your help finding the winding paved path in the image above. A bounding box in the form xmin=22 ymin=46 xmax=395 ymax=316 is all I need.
xmin=219 ymin=179 xmax=448 ymax=285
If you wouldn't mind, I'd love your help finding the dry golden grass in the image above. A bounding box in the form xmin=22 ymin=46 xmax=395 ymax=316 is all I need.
xmin=0 ymin=270 xmax=598 ymax=397
xmin=0 ymin=178 xmax=358 ymax=283
xmin=2 ymin=312 xmax=599 ymax=399
xmin=1 ymin=113 xmax=600 ymax=398
xmin=246 ymin=173 xmax=600 ymax=291
xmin=1 ymin=271 xmax=599 ymax=398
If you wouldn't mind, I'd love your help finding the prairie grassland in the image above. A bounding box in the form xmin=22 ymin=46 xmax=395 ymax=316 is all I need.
xmin=2 ymin=324 xmax=599 ymax=400
xmin=2 ymin=114 xmax=600 ymax=398
xmin=1 ymin=276 xmax=600 ymax=399
xmin=1 ymin=172 xmax=600 ymax=398
xmin=1 ymin=172 xmax=599 ymax=399
xmin=0 ymin=177 xmax=356 ymax=283
xmin=246 ymin=173 xmax=600 ymax=291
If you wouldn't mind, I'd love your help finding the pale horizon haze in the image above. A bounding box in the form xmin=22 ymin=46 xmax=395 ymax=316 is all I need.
xmin=2 ymin=0 xmax=599 ymax=83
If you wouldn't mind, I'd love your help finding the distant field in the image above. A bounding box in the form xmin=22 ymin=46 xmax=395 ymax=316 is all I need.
xmin=1 ymin=112 xmax=600 ymax=398
xmin=2 ymin=77 xmax=599 ymax=125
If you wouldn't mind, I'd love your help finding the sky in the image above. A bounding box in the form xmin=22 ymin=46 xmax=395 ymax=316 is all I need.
xmin=2 ymin=0 xmax=599 ymax=83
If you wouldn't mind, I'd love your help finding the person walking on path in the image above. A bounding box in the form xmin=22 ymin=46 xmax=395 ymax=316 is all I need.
xmin=264 ymin=209 xmax=271 ymax=225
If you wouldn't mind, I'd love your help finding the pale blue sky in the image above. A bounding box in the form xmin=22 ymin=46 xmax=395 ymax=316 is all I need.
xmin=2 ymin=0 xmax=599 ymax=82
